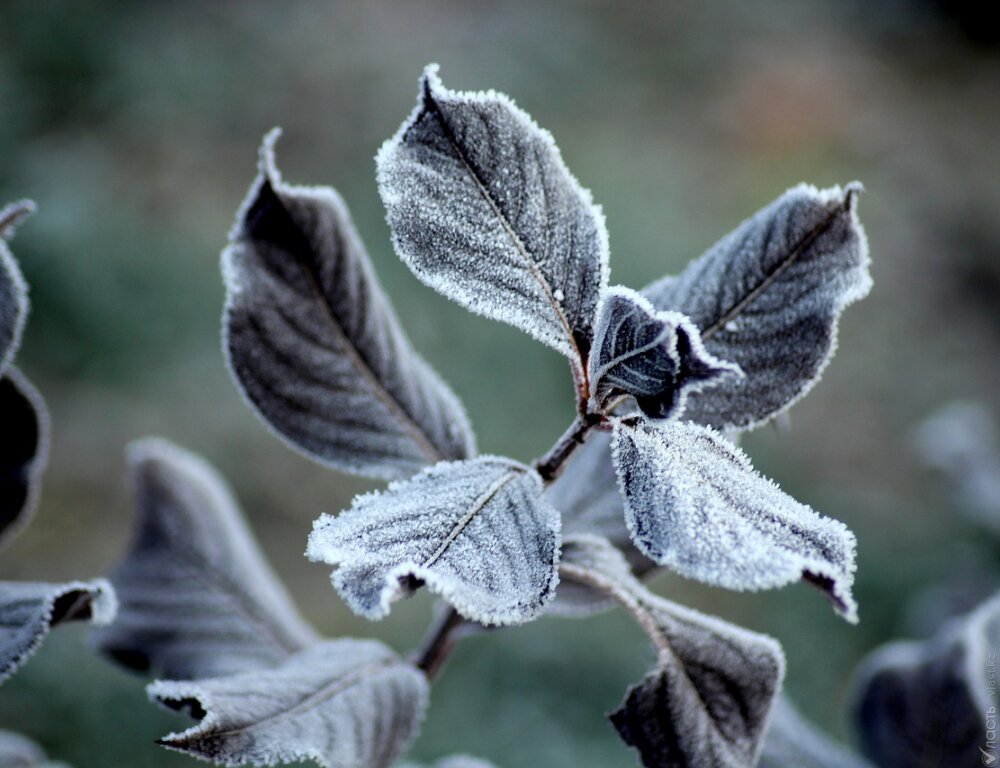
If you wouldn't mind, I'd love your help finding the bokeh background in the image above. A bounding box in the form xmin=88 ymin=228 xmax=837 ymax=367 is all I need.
xmin=1 ymin=1 xmax=999 ymax=766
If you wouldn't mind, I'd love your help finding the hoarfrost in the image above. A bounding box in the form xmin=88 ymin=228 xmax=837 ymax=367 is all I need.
xmin=612 ymin=419 xmax=857 ymax=620
xmin=0 ymin=201 xmax=33 ymax=377
xmin=224 ymin=131 xmax=475 ymax=481
xmin=94 ymin=438 xmax=320 ymax=680
xmin=376 ymin=65 xmax=609 ymax=369
xmin=308 ymin=456 xmax=560 ymax=626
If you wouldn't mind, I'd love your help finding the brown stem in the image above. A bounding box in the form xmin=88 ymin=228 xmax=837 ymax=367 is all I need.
xmin=412 ymin=605 xmax=465 ymax=681
xmin=533 ymin=412 xmax=601 ymax=484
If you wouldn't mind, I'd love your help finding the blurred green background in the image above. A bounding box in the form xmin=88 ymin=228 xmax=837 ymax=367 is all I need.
xmin=1 ymin=1 xmax=999 ymax=766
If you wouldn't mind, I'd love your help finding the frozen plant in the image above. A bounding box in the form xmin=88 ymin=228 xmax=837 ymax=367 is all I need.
xmin=92 ymin=65 xmax=872 ymax=768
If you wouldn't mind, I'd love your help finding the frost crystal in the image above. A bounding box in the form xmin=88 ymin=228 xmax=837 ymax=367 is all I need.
xmin=0 ymin=201 xmax=33 ymax=377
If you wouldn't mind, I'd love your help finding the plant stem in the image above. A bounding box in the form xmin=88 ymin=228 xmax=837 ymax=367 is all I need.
xmin=533 ymin=411 xmax=601 ymax=484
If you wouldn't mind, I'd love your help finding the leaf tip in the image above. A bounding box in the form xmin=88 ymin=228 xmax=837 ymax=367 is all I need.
xmin=0 ymin=200 xmax=36 ymax=240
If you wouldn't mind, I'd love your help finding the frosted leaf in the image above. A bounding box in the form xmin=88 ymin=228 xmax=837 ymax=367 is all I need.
xmin=0 ymin=579 xmax=116 ymax=686
xmin=150 ymin=638 xmax=428 ymax=768
xmin=94 ymin=438 xmax=320 ymax=679
xmin=759 ymin=696 xmax=873 ymax=768
xmin=849 ymin=591 xmax=1000 ymax=768
xmin=0 ymin=201 xmax=33 ymax=377
xmin=307 ymin=456 xmax=561 ymax=626
xmin=558 ymin=536 xmax=784 ymax=768
xmin=612 ymin=419 xmax=858 ymax=620
xmin=400 ymin=758 xmax=499 ymax=768
xmin=0 ymin=731 xmax=70 ymax=768
xmin=588 ymin=286 xmax=741 ymax=420
xmin=0 ymin=368 xmax=49 ymax=550
xmin=644 ymin=184 xmax=871 ymax=432
xmin=224 ymin=131 xmax=475 ymax=481
xmin=376 ymin=65 xmax=609 ymax=367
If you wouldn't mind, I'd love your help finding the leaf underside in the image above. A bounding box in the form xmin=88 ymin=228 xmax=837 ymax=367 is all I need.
xmin=377 ymin=64 xmax=609 ymax=367
xmin=644 ymin=183 xmax=871 ymax=432
xmin=151 ymin=639 xmax=428 ymax=768
xmin=224 ymin=131 xmax=475 ymax=481
xmin=0 ymin=579 xmax=116 ymax=686
xmin=94 ymin=437 xmax=320 ymax=680
xmin=308 ymin=456 xmax=561 ymax=626
xmin=613 ymin=419 xmax=857 ymax=620
xmin=0 ymin=368 xmax=49 ymax=551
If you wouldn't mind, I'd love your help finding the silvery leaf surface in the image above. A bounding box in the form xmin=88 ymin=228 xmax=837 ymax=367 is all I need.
xmin=94 ymin=438 xmax=319 ymax=679
xmin=0 ymin=579 xmax=116 ymax=686
xmin=377 ymin=65 xmax=609 ymax=368
xmin=224 ymin=131 xmax=475 ymax=481
xmin=559 ymin=536 xmax=784 ymax=768
xmin=644 ymin=183 xmax=870 ymax=431
xmin=0 ymin=201 xmax=33 ymax=377
xmin=612 ymin=419 xmax=858 ymax=621
xmin=849 ymin=591 xmax=1000 ymax=768
xmin=308 ymin=456 xmax=561 ymax=626
xmin=0 ymin=731 xmax=70 ymax=768
xmin=150 ymin=638 xmax=428 ymax=768
xmin=759 ymin=696 xmax=872 ymax=768
xmin=0 ymin=368 xmax=49 ymax=550
xmin=588 ymin=286 xmax=740 ymax=420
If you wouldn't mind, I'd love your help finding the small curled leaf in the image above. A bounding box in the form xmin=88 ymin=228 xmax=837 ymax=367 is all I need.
xmin=0 ymin=200 xmax=34 ymax=377
xmin=645 ymin=183 xmax=871 ymax=432
xmin=224 ymin=131 xmax=475 ymax=481
xmin=94 ymin=438 xmax=320 ymax=680
xmin=612 ymin=419 xmax=857 ymax=620
xmin=0 ymin=368 xmax=49 ymax=550
xmin=377 ymin=65 xmax=609 ymax=370
xmin=150 ymin=639 xmax=428 ymax=768
xmin=0 ymin=579 xmax=117 ymax=686
xmin=308 ymin=456 xmax=561 ymax=626
xmin=588 ymin=286 xmax=740 ymax=420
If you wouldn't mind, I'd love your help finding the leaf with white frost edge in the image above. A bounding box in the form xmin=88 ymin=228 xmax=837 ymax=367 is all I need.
xmin=559 ymin=535 xmax=784 ymax=768
xmin=377 ymin=65 xmax=609 ymax=370
xmin=588 ymin=286 xmax=740 ymax=420
xmin=644 ymin=183 xmax=871 ymax=432
xmin=94 ymin=438 xmax=320 ymax=680
xmin=0 ymin=201 xmax=34 ymax=378
xmin=0 ymin=579 xmax=116 ymax=686
xmin=308 ymin=456 xmax=561 ymax=626
xmin=0 ymin=730 xmax=70 ymax=768
xmin=759 ymin=696 xmax=873 ymax=768
xmin=0 ymin=368 xmax=49 ymax=551
xmin=612 ymin=419 xmax=858 ymax=621
xmin=849 ymin=591 xmax=1000 ymax=768
xmin=150 ymin=639 xmax=428 ymax=768
xmin=224 ymin=130 xmax=475 ymax=481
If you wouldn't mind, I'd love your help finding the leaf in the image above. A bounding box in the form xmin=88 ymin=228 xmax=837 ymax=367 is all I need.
xmin=224 ymin=130 xmax=475 ymax=481
xmin=93 ymin=438 xmax=320 ymax=679
xmin=559 ymin=535 xmax=784 ymax=768
xmin=588 ymin=286 xmax=740 ymax=420
xmin=400 ymin=757 xmax=499 ymax=768
xmin=307 ymin=456 xmax=561 ymax=626
xmin=644 ymin=183 xmax=871 ymax=432
xmin=150 ymin=638 xmax=428 ymax=768
xmin=0 ymin=579 xmax=116 ymax=686
xmin=612 ymin=419 xmax=858 ymax=620
xmin=849 ymin=591 xmax=1000 ymax=768
xmin=0 ymin=368 xmax=49 ymax=550
xmin=759 ymin=696 xmax=873 ymax=768
xmin=0 ymin=200 xmax=33 ymax=378
xmin=0 ymin=730 xmax=70 ymax=768
xmin=376 ymin=64 xmax=609 ymax=369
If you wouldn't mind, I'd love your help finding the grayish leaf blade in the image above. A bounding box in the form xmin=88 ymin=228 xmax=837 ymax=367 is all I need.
xmin=376 ymin=65 xmax=610 ymax=363
xmin=588 ymin=286 xmax=740 ymax=420
xmin=0 ymin=579 xmax=116 ymax=686
xmin=307 ymin=456 xmax=561 ymax=626
xmin=559 ymin=536 xmax=784 ymax=768
xmin=849 ymin=591 xmax=1000 ymax=768
xmin=94 ymin=437 xmax=320 ymax=679
xmin=644 ymin=183 xmax=871 ymax=431
xmin=0 ymin=200 xmax=34 ymax=378
xmin=0 ymin=368 xmax=49 ymax=550
xmin=759 ymin=696 xmax=873 ymax=768
xmin=150 ymin=638 xmax=428 ymax=768
xmin=0 ymin=730 xmax=71 ymax=768
xmin=612 ymin=419 xmax=858 ymax=621
xmin=224 ymin=131 xmax=475 ymax=481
